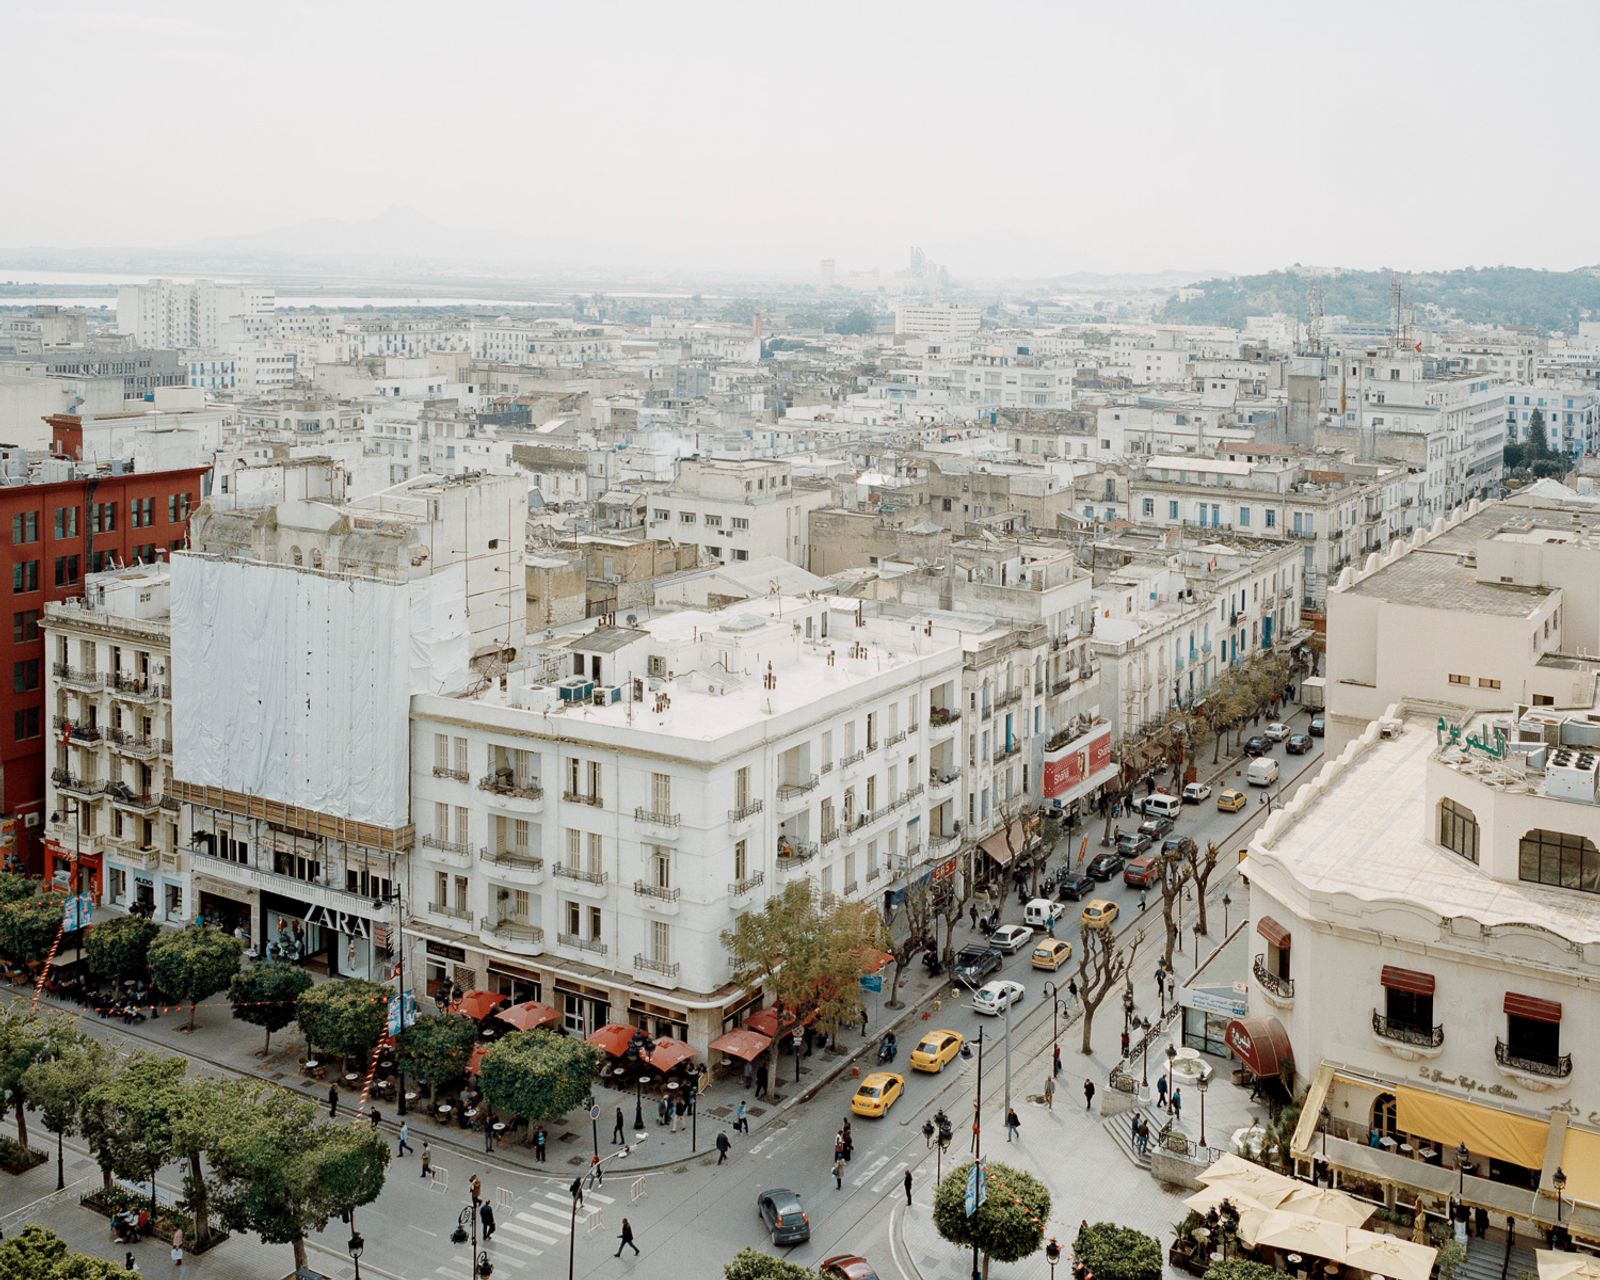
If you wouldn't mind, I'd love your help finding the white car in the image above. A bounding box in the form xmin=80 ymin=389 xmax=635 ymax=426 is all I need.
xmin=1181 ymin=781 xmax=1212 ymax=803
xmin=1264 ymin=722 xmax=1290 ymax=742
xmin=989 ymin=924 xmax=1033 ymax=954
xmin=972 ymin=980 xmax=1026 ymax=1015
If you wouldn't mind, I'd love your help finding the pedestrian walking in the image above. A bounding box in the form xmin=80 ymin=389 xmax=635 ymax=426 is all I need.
xmin=1066 ymin=978 xmax=1078 ymax=1007
xmin=860 ymin=1007 xmax=869 ymax=1036
xmin=124 ymin=1252 xmax=138 ymax=1272
xmin=1053 ymin=1044 xmax=1062 ymax=1077
xmin=833 ymin=1136 xmax=844 ymax=1163
xmin=1043 ymin=1075 xmax=1055 ymax=1111
xmin=570 ymin=1176 xmax=584 ymax=1208
xmin=834 ymin=1157 xmax=845 ymax=1189
xmin=715 ymin=1131 xmax=731 ymax=1164
xmin=479 ymin=1201 xmax=496 ymax=1240
xmin=755 ymin=1063 xmax=769 ymax=1099
xmin=1005 ymin=1107 xmax=1021 ymax=1143
xmin=615 ymin=1218 xmax=639 ymax=1257
xmin=1120 ymin=1029 xmax=1130 ymax=1058
xmin=1172 ymin=1087 xmax=1183 ymax=1121
xmin=170 ymin=1227 xmax=183 ymax=1268
xmin=735 ymin=1100 xmax=748 ymax=1134
xmin=670 ymin=1099 xmax=681 ymax=1133
xmin=1139 ymin=891 xmax=1148 ymax=913
xmin=398 ymin=1122 xmax=412 ymax=1156
xmin=742 ymin=1059 xmax=754 ymax=1090
xmin=904 ymin=1169 xmax=914 ymax=1206
xmin=969 ymin=904 xmax=978 ymax=929
xmin=1083 ymin=1078 xmax=1096 ymax=1111
xmin=534 ymin=1125 xmax=547 ymax=1162
xmin=468 ymin=1173 xmax=482 ymax=1205
xmin=1157 ymin=1075 xmax=1169 ymax=1110
xmin=1474 ymin=1206 xmax=1489 ymax=1239
xmin=327 ymin=1085 xmax=338 ymax=1118
xmin=612 ymin=1106 xmax=625 ymax=1144
xmin=369 ymin=1107 xmax=382 ymax=1131
xmin=841 ymin=1128 xmax=853 ymax=1161
xmin=420 ymin=1142 xmax=433 ymax=1178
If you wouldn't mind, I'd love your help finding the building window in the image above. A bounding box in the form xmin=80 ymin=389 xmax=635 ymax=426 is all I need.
xmin=53 ymin=556 xmax=79 ymax=587
xmin=734 ymin=839 xmax=747 ymax=883
xmin=88 ymin=502 xmax=116 ymax=534
xmin=130 ymin=498 xmax=153 ymax=528
xmin=10 ymin=512 xmax=36 ymax=545
xmin=650 ymin=919 xmax=670 ymax=962
xmin=167 ymin=493 xmax=191 ymax=523
xmin=1265 ymin=510 xmax=1276 ymax=529
xmin=11 ymin=610 xmax=38 ymax=644
xmin=1168 ymin=501 xmax=1179 ymax=519
xmin=1438 ymin=798 xmax=1478 ymax=864
xmin=1518 ymin=828 xmax=1600 ymax=894
xmin=1477 ymin=678 xmax=1501 ymax=690
xmin=11 ymin=561 xmax=37 ymax=594
xmin=12 ymin=707 xmax=39 ymax=740
xmin=53 ymin=506 xmax=78 ymax=538
xmin=1238 ymin=506 xmax=1250 ymax=527
xmin=1447 ymin=674 xmax=1469 ymax=686
xmin=1140 ymin=498 xmax=1154 ymax=517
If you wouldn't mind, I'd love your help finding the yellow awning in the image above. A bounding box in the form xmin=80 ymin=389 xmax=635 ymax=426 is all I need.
xmin=1557 ymin=1128 xmax=1600 ymax=1209
xmin=1393 ymin=1084 xmax=1548 ymax=1171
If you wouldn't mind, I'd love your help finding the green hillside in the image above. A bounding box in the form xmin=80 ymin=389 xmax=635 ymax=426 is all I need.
xmin=1161 ymin=266 xmax=1600 ymax=333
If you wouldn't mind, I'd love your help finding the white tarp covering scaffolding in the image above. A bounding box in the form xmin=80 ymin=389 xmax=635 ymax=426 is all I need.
xmin=171 ymin=554 xmax=469 ymax=828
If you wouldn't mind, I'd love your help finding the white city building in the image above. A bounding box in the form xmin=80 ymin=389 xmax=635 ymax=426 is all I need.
xmin=895 ymin=301 xmax=981 ymax=343
xmin=117 ymin=279 xmax=274 ymax=351
xmin=406 ymin=596 xmax=966 ymax=1049
xmin=1503 ymin=383 xmax=1599 ymax=456
xmin=644 ymin=458 xmax=831 ymax=569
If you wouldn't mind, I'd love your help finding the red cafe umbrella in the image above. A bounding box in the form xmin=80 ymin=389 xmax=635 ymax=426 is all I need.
xmin=494 ymin=1000 xmax=562 ymax=1033
xmin=447 ymin=989 xmax=510 ymax=1023
xmin=467 ymin=1042 xmax=490 ymax=1076
xmin=586 ymin=1022 xmax=638 ymax=1058
xmin=645 ymin=1038 xmax=697 ymax=1073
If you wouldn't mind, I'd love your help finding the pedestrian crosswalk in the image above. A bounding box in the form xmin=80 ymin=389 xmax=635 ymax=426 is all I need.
xmin=411 ymin=1186 xmax=617 ymax=1275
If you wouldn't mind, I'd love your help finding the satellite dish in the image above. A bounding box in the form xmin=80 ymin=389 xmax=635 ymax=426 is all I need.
xmin=626 ymin=613 xmax=638 ymax=626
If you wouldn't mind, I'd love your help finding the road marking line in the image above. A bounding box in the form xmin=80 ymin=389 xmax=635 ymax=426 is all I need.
xmin=521 ymin=1203 xmax=578 ymax=1230
xmin=407 ymin=1224 xmax=438 ymax=1237
xmin=502 ymin=1219 xmax=561 ymax=1245
xmin=872 ymin=1160 xmax=909 ymax=1194
xmin=484 ymin=1235 xmax=543 ymax=1259
xmin=851 ymin=1154 xmax=888 ymax=1187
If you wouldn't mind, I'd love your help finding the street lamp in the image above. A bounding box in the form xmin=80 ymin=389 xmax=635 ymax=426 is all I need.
xmin=1165 ymin=1044 xmax=1177 ymax=1112
xmin=453 ymin=1204 xmax=493 ymax=1279
xmin=347 ymin=1219 xmax=364 ymax=1280
xmin=1197 ymin=1072 xmax=1210 ymax=1147
xmin=1553 ymin=1166 xmax=1567 ymax=1234
xmin=568 ymin=1178 xmax=582 ymax=1280
xmin=1320 ymin=1105 xmax=1330 ymax=1157
xmin=49 ymin=804 xmax=83 ymax=970
xmin=936 ymin=1125 xmax=952 ymax=1184
xmin=1456 ymin=1141 xmax=1469 ymax=1195
xmin=1121 ymin=985 xmax=1134 ymax=1036
xmin=1222 ymin=893 xmax=1232 ymax=936
xmin=1045 ymin=1237 xmax=1062 ymax=1280
xmin=1137 ymin=1017 xmax=1151 ymax=1086
xmin=633 ymin=1073 xmax=648 ymax=1133
xmin=373 ymin=888 xmax=410 ymax=1115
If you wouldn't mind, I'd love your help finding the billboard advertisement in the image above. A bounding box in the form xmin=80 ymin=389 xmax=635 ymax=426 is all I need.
xmin=1043 ymin=728 xmax=1113 ymax=799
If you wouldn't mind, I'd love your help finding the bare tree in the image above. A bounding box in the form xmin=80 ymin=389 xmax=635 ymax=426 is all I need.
xmin=996 ymin=800 xmax=1044 ymax=899
xmin=1076 ymin=923 xmax=1142 ymax=1055
xmin=883 ymin=879 xmax=936 ymax=1009
xmin=1183 ymin=840 xmax=1225 ymax=937
xmin=1156 ymin=838 xmax=1195 ymax=969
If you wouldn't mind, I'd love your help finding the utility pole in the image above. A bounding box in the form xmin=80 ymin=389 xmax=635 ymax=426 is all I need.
xmin=1002 ymin=998 xmax=1013 ymax=1119
xmin=971 ymin=1025 xmax=984 ymax=1280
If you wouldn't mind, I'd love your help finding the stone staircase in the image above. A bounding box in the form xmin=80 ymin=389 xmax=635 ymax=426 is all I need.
xmin=1461 ymin=1234 xmax=1536 ymax=1280
xmin=1101 ymin=1100 xmax=1166 ymax=1169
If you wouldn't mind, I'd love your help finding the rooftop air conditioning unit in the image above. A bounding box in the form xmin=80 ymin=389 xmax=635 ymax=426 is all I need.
xmin=1545 ymin=749 xmax=1599 ymax=802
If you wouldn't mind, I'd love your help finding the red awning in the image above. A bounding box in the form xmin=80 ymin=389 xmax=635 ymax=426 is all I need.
xmin=494 ymin=1000 xmax=562 ymax=1033
xmin=859 ymin=949 xmax=895 ymax=975
xmin=447 ymin=989 xmax=510 ymax=1023
xmin=978 ymin=817 xmax=1035 ymax=866
xmin=466 ymin=1043 xmax=490 ymax=1076
xmin=708 ymin=1028 xmax=772 ymax=1062
xmin=1225 ymin=1016 xmax=1294 ymax=1079
xmin=1381 ymin=966 xmax=1435 ymax=996
xmin=645 ymin=1038 xmax=697 ymax=1073
xmin=1504 ymin=992 xmax=1562 ymax=1023
xmin=1256 ymin=915 xmax=1291 ymax=949
xmin=744 ymin=1006 xmax=814 ymax=1038
xmin=586 ymin=1022 xmax=638 ymax=1057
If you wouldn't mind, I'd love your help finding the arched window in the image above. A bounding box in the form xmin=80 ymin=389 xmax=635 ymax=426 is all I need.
xmin=290 ymin=546 xmax=302 ymax=567
xmin=1439 ymin=798 xmax=1479 ymax=863
xmin=311 ymin=548 xmax=324 ymax=570
xmin=1518 ymin=829 xmax=1600 ymax=894
xmin=1371 ymin=1092 xmax=1399 ymax=1142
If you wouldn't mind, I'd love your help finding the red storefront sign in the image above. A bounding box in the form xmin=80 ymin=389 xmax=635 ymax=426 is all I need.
xmin=1043 ymin=728 xmax=1113 ymax=798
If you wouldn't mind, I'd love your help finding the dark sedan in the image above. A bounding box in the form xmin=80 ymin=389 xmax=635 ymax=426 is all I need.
xmin=758 ymin=1187 xmax=811 ymax=1245
xmin=1286 ymin=733 xmax=1312 ymax=755
xmin=1115 ymin=830 xmax=1152 ymax=857
xmin=1056 ymin=870 xmax=1097 ymax=901
xmin=1309 ymin=717 xmax=1325 ymax=737
xmin=1243 ymin=736 xmax=1269 ymax=757
xmin=1086 ymin=851 xmax=1125 ymax=881
xmin=1137 ymin=815 xmax=1173 ymax=840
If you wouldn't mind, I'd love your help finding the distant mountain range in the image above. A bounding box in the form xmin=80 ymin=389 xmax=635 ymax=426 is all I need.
xmin=1162 ymin=266 xmax=1600 ymax=333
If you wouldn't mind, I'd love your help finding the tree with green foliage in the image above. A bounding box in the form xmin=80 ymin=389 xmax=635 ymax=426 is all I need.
xmin=148 ymin=925 xmax=242 ymax=1030
xmin=932 ymin=1161 xmax=1050 ymax=1268
xmin=0 ymin=874 xmax=37 ymax=905
xmin=395 ymin=1013 xmax=479 ymax=1098
xmin=0 ymin=1224 xmax=122 ymax=1280
xmin=22 ymin=1025 xmax=110 ymax=1189
xmin=1074 ymin=1222 xmax=1163 ymax=1280
xmin=1203 ymin=1260 xmax=1282 ymax=1280
xmin=295 ymin=977 xmax=389 ymax=1062
xmin=210 ymin=1085 xmax=389 ymax=1274
xmin=228 ymin=962 xmax=313 ymax=1057
xmin=479 ymin=1029 xmax=600 ymax=1133
xmin=831 ymin=309 xmax=874 ymax=335
xmin=81 ymin=1053 xmax=184 ymax=1211
xmin=83 ymin=913 xmax=158 ymax=983
xmin=0 ymin=892 xmax=65 ymax=964
xmin=167 ymin=1075 xmax=263 ymax=1250
xmin=0 ymin=1003 xmax=52 ymax=1152
xmin=723 ymin=1248 xmax=818 ymax=1280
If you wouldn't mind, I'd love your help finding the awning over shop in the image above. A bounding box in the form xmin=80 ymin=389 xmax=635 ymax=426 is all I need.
xmin=1380 ymin=965 xmax=1435 ymax=996
xmin=708 ymin=1028 xmax=772 ymax=1062
xmin=1256 ymin=916 xmax=1291 ymax=949
xmin=744 ymin=1006 xmax=813 ymax=1038
xmin=979 ymin=818 xmax=1034 ymax=866
xmin=466 ymin=1043 xmax=490 ymax=1076
xmin=1505 ymin=992 xmax=1562 ymax=1023
xmin=859 ymin=949 xmax=895 ymax=975
xmin=645 ymin=1038 xmax=696 ymax=1073
xmin=1393 ymin=1084 xmax=1548 ymax=1171
xmin=586 ymin=1022 xmax=638 ymax=1058
xmin=1225 ymin=1016 xmax=1294 ymax=1079
xmin=1557 ymin=1127 xmax=1600 ymax=1210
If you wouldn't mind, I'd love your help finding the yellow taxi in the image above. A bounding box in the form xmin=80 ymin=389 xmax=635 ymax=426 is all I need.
xmin=909 ymin=1029 xmax=965 ymax=1073
xmin=1080 ymin=898 xmax=1120 ymax=931
xmin=1216 ymin=788 xmax=1248 ymax=813
xmin=1030 ymin=938 xmax=1073 ymax=971
xmin=851 ymin=1071 xmax=905 ymax=1117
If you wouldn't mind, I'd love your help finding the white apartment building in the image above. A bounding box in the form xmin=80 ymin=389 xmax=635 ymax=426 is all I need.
xmin=406 ymin=596 xmax=965 ymax=1049
xmin=895 ymin=301 xmax=981 ymax=343
xmin=170 ymin=466 xmax=525 ymax=973
xmin=43 ymin=565 xmax=186 ymax=923
xmin=471 ymin=319 xmax=620 ymax=368
xmin=1441 ymin=334 xmax=1538 ymax=385
xmin=347 ymin=318 xmax=472 ymax=359
xmin=645 ymin=458 xmax=831 ymax=569
xmin=1503 ymin=383 xmax=1599 ymax=456
xmin=1244 ymin=704 xmax=1600 ymax=1243
xmin=117 ymin=279 xmax=274 ymax=350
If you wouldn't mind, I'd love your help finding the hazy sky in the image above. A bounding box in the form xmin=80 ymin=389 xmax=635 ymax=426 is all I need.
xmin=7 ymin=0 xmax=1599 ymax=278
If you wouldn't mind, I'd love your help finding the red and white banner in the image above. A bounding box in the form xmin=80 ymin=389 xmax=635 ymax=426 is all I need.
xmin=1043 ymin=727 xmax=1113 ymax=799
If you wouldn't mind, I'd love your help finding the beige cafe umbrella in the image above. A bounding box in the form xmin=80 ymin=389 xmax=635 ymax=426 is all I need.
xmin=1339 ymin=1228 xmax=1436 ymax=1280
xmin=1198 ymin=1153 xmax=1300 ymax=1202
xmin=1248 ymin=1212 xmax=1352 ymax=1263
xmin=1185 ymin=1185 xmax=1274 ymax=1218
xmin=1275 ymin=1184 xmax=1374 ymax=1231
xmin=1536 ymin=1252 xmax=1600 ymax=1280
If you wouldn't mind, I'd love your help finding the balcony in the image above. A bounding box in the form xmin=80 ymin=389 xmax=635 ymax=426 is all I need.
xmin=633 ymin=880 xmax=681 ymax=903
xmin=420 ymin=834 xmax=471 ymax=857
xmin=53 ymin=771 xmax=108 ymax=801
xmin=107 ymin=729 xmax=167 ymax=759
xmin=633 ymin=806 xmax=681 ymax=833
xmin=1252 ymin=954 xmax=1295 ymax=1004
xmin=104 ymin=838 xmax=160 ymax=871
xmin=560 ymin=790 xmax=603 ymax=808
xmin=54 ymin=717 xmax=104 ymax=745
xmin=728 ymin=871 xmax=765 ymax=897
xmin=884 ymin=730 xmax=907 ymax=750
xmin=995 ymin=688 xmax=1022 ymax=710
xmin=429 ymin=901 xmax=472 ymax=922
xmin=992 ymin=741 xmax=1022 ymax=763
xmin=839 ymin=750 xmax=866 ymax=769
xmin=52 ymin=663 xmax=104 ymax=692
xmin=558 ymin=932 xmax=608 ymax=956
xmin=480 ymin=846 xmax=543 ymax=877
xmin=728 ymin=800 xmax=764 ymax=823
xmin=480 ymin=774 xmax=543 ymax=803
xmin=1493 ymin=1038 xmax=1572 ymax=1082
xmin=1371 ymin=1010 xmax=1444 ymax=1058
xmin=633 ymin=954 xmax=680 ymax=983
xmin=482 ymin=917 xmax=544 ymax=946
xmin=551 ymin=864 xmax=608 ymax=885
xmin=928 ymin=708 xmax=960 ymax=732
xmin=110 ymin=673 xmax=166 ymax=702
xmin=432 ymin=765 xmax=470 ymax=782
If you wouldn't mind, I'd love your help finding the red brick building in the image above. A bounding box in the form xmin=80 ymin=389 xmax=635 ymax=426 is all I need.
xmin=1 ymin=417 xmax=207 ymax=869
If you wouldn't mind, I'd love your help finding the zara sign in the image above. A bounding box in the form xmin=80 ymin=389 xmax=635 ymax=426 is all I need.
xmin=304 ymin=903 xmax=372 ymax=939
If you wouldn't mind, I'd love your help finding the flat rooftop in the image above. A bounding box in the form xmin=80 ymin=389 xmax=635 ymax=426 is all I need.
xmin=1341 ymin=551 xmax=1552 ymax=617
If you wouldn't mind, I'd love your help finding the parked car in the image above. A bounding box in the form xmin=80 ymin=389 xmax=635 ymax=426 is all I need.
xmin=1264 ymin=722 xmax=1291 ymax=742
xmin=1137 ymin=792 xmax=1182 ymax=820
xmin=1086 ymin=851 xmax=1125 ymax=880
xmin=851 ymin=1071 xmax=905 ymax=1117
xmin=821 ymin=1258 xmax=881 ymax=1280
xmin=1137 ymin=815 xmax=1173 ymax=840
xmin=1286 ymin=733 xmax=1312 ymax=755
xmin=1031 ymin=939 xmax=1073 ymax=971
xmin=1055 ymin=870 xmax=1097 ymax=901
xmin=1080 ymin=898 xmax=1120 ymax=930
xmin=1181 ymin=782 xmax=1212 ymax=803
xmin=1023 ymin=898 xmax=1065 ymax=929
xmin=1216 ymin=789 xmax=1247 ymax=813
xmin=953 ymin=944 xmax=1003 ymax=985
xmin=1309 ymin=717 xmax=1325 ymax=738
xmin=972 ymin=980 xmax=1025 ymax=1015
xmin=1161 ymin=835 xmax=1188 ymax=855
xmin=990 ymin=924 xmax=1033 ymax=954
xmin=1115 ymin=830 xmax=1152 ymax=857
xmin=1243 ymin=736 xmax=1270 ymax=757
xmin=1122 ymin=854 xmax=1157 ymax=888
xmin=909 ymin=1029 xmax=965 ymax=1073
xmin=757 ymin=1188 xmax=811 ymax=1245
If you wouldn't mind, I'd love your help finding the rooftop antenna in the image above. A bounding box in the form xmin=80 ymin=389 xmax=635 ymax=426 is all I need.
xmin=1305 ymin=280 xmax=1324 ymax=356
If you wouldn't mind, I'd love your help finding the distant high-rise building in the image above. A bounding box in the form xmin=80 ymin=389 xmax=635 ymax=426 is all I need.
xmin=909 ymin=245 xmax=926 ymax=276
xmin=116 ymin=279 xmax=274 ymax=350
xmin=820 ymin=258 xmax=836 ymax=289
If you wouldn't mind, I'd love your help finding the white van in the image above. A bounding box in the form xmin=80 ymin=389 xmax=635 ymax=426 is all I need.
xmin=1023 ymin=898 xmax=1066 ymax=928
xmin=1246 ymin=757 xmax=1279 ymax=787
xmin=1140 ymin=792 xmax=1182 ymax=820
